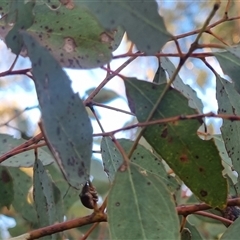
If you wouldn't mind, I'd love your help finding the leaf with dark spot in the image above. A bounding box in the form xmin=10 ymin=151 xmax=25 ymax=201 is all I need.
xmin=21 ymin=32 xmax=93 ymax=189
xmin=108 ymin=164 xmax=180 ymax=239
xmin=33 ymin=159 xmax=63 ymax=228
xmin=3 ymin=0 xmax=35 ymax=54
xmin=216 ymin=75 xmax=240 ymax=182
xmin=0 ymin=167 xmax=14 ymax=209
xmin=0 ymin=134 xmax=54 ymax=167
xmin=124 ymin=78 xmax=227 ymax=208
xmin=82 ymin=0 xmax=170 ymax=54
xmin=8 ymin=167 xmax=38 ymax=224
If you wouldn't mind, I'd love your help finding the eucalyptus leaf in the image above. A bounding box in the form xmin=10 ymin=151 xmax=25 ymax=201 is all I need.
xmin=101 ymin=137 xmax=123 ymax=182
xmin=161 ymin=57 xmax=203 ymax=113
xmin=0 ymin=166 xmax=14 ymax=209
xmin=125 ymin=78 xmax=227 ymax=208
xmin=216 ymin=75 xmax=240 ymax=181
xmin=21 ymin=32 xmax=93 ymax=189
xmin=82 ymin=0 xmax=171 ymax=54
xmin=0 ymin=2 xmax=113 ymax=68
xmin=33 ymin=159 xmax=63 ymax=228
xmin=220 ymin=215 xmax=240 ymax=240
xmin=5 ymin=1 xmax=35 ymax=54
xmin=8 ymin=167 xmax=38 ymax=224
xmin=0 ymin=134 xmax=54 ymax=167
xmin=215 ymin=46 xmax=240 ymax=94
xmin=119 ymin=138 xmax=181 ymax=193
xmin=108 ymin=164 xmax=180 ymax=239
xmin=153 ymin=59 xmax=167 ymax=84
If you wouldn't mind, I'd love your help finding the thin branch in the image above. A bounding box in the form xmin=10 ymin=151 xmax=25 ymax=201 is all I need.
xmin=22 ymin=197 xmax=240 ymax=239
xmin=92 ymin=101 xmax=134 ymax=116
xmin=26 ymin=213 xmax=107 ymax=240
xmin=93 ymin=112 xmax=240 ymax=137
xmin=197 ymin=43 xmax=226 ymax=49
xmin=174 ymin=16 xmax=240 ymax=41
xmin=80 ymin=223 xmax=100 ymax=240
xmin=177 ymin=197 xmax=240 ymax=215
xmin=0 ymin=68 xmax=31 ymax=77
xmin=193 ymin=211 xmax=233 ymax=225
xmin=113 ymin=52 xmax=215 ymax=60
xmin=0 ymin=143 xmax=46 ymax=164
xmin=84 ymin=55 xmax=138 ymax=105
xmin=206 ymin=29 xmax=230 ymax=46
xmin=0 ymin=133 xmax=43 ymax=163
xmin=224 ymin=0 xmax=232 ymax=18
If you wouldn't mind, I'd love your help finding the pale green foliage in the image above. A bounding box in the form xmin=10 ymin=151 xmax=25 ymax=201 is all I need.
xmin=1 ymin=1 xmax=240 ymax=239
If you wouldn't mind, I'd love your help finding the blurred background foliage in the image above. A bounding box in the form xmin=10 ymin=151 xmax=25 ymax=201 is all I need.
xmin=0 ymin=1 xmax=239 ymax=239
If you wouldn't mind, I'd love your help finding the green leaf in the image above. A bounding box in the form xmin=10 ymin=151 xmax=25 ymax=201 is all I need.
xmin=111 ymin=27 xmax=125 ymax=51
xmin=33 ymin=159 xmax=63 ymax=228
xmin=213 ymin=135 xmax=237 ymax=188
xmin=4 ymin=1 xmax=35 ymax=54
xmin=101 ymin=137 xmax=123 ymax=182
xmin=0 ymin=134 xmax=54 ymax=167
xmin=118 ymin=138 xmax=181 ymax=193
xmin=86 ymin=88 xmax=119 ymax=104
xmin=108 ymin=164 xmax=180 ymax=239
xmin=28 ymin=3 xmax=112 ymax=68
xmin=21 ymin=32 xmax=93 ymax=189
xmin=8 ymin=167 xmax=38 ymax=224
xmin=185 ymin=221 xmax=203 ymax=240
xmin=124 ymin=78 xmax=227 ymax=208
xmin=153 ymin=59 xmax=167 ymax=84
xmin=0 ymin=166 xmax=14 ymax=209
xmin=82 ymin=0 xmax=171 ymax=54
xmin=45 ymin=164 xmax=80 ymax=214
xmin=220 ymin=216 xmax=240 ymax=240
xmin=161 ymin=57 xmax=203 ymax=113
xmin=181 ymin=228 xmax=192 ymax=240
xmin=215 ymin=46 xmax=240 ymax=93
xmin=0 ymin=1 xmax=9 ymax=16
xmin=0 ymin=2 xmax=113 ymax=68
xmin=216 ymin=75 xmax=240 ymax=181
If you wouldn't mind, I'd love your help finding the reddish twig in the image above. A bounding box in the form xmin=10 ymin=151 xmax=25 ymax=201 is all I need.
xmin=93 ymin=112 xmax=240 ymax=137
xmin=193 ymin=211 xmax=233 ymax=225
xmin=26 ymin=213 xmax=107 ymax=240
xmin=0 ymin=133 xmax=43 ymax=163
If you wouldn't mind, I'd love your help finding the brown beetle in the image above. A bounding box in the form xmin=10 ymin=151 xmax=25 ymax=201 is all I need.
xmin=79 ymin=181 xmax=98 ymax=209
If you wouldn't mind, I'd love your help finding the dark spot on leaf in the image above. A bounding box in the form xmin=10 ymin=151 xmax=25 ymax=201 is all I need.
xmin=56 ymin=127 xmax=60 ymax=135
xmin=115 ymin=202 xmax=120 ymax=207
xmin=199 ymin=167 xmax=204 ymax=172
xmin=195 ymin=155 xmax=199 ymax=159
xmin=1 ymin=170 xmax=11 ymax=183
xmin=12 ymin=35 xmax=17 ymax=40
xmin=2 ymin=138 xmax=7 ymax=143
xmin=147 ymin=182 xmax=151 ymax=185
xmin=200 ymin=190 xmax=208 ymax=197
xmin=161 ymin=127 xmax=168 ymax=138
xmin=180 ymin=154 xmax=188 ymax=162
xmin=38 ymin=58 xmax=42 ymax=66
